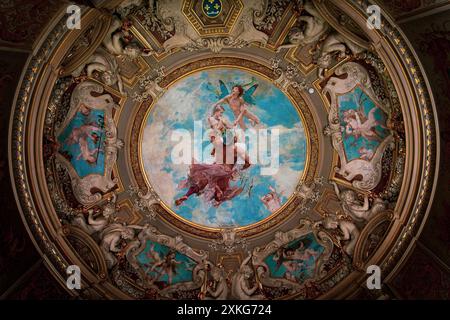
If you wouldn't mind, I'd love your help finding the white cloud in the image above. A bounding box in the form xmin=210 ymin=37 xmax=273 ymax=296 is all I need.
xmin=271 ymin=163 xmax=304 ymax=196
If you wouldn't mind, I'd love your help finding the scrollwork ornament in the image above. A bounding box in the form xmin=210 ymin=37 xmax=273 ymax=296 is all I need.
xmin=128 ymin=185 xmax=160 ymax=220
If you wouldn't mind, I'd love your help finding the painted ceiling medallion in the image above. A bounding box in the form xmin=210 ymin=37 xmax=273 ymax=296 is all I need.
xmin=10 ymin=0 xmax=438 ymax=300
xmin=141 ymin=67 xmax=307 ymax=228
xmin=202 ymin=0 xmax=222 ymax=18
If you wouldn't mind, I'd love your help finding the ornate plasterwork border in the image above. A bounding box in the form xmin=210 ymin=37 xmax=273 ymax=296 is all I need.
xmin=8 ymin=1 xmax=439 ymax=300
xmin=9 ymin=14 xmax=74 ymax=281
xmin=252 ymin=219 xmax=334 ymax=292
xmin=9 ymin=8 xmax=132 ymax=299
xmin=318 ymin=0 xmax=439 ymax=298
xmin=128 ymin=56 xmax=320 ymax=239
xmin=370 ymin=0 xmax=438 ymax=276
xmin=323 ymin=62 xmax=394 ymax=191
xmin=124 ymin=225 xmax=209 ymax=297
xmin=54 ymin=80 xmax=123 ymax=206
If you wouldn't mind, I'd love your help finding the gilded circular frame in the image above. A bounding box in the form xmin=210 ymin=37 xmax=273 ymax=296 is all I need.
xmin=129 ymin=57 xmax=319 ymax=239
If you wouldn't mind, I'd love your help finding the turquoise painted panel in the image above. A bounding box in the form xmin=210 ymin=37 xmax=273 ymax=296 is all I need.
xmin=264 ymin=233 xmax=324 ymax=283
xmin=137 ymin=240 xmax=196 ymax=288
xmin=58 ymin=109 xmax=106 ymax=177
xmin=338 ymin=86 xmax=389 ymax=162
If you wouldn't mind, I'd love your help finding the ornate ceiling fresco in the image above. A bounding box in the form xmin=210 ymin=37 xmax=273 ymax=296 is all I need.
xmin=9 ymin=0 xmax=439 ymax=299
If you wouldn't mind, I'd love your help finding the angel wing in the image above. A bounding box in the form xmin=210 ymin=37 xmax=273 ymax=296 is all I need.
xmin=243 ymin=84 xmax=259 ymax=105
xmin=205 ymin=82 xmax=221 ymax=99
xmin=218 ymin=80 xmax=229 ymax=99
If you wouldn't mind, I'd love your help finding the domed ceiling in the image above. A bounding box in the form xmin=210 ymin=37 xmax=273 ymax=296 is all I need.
xmin=9 ymin=0 xmax=439 ymax=299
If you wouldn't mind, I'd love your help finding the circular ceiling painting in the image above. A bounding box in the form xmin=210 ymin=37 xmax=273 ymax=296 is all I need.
xmin=141 ymin=68 xmax=306 ymax=228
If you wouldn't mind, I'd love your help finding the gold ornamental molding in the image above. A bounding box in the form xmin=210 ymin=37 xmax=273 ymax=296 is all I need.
xmin=59 ymin=10 xmax=112 ymax=77
xmin=313 ymin=0 xmax=371 ymax=50
xmin=7 ymin=0 xmax=439 ymax=300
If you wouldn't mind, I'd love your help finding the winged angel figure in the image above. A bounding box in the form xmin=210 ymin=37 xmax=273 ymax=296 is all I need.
xmin=342 ymin=90 xmax=387 ymax=142
xmin=211 ymin=78 xmax=260 ymax=130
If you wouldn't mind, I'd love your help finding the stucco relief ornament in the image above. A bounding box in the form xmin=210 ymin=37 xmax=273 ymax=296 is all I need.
xmin=231 ymin=253 xmax=265 ymax=300
xmin=276 ymin=0 xmax=329 ymax=52
xmin=316 ymin=32 xmax=365 ymax=79
xmin=256 ymin=0 xmax=292 ymax=33
xmin=270 ymin=57 xmax=307 ymax=91
xmin=319 ymin=212 xmax=359 ymax=256
xmin=72 ymin=193 xmax=118 ymax=235
xmin=331 ymin=181 xmax=388 ymax=223
xmin=208 ymin=229 xmax=248 ymax=254
xmin=249 ymin=219 xmax=334 ymax=295
xmin=132 ymin=0 xmax=173 ymax=41
xmin=230 ymin=0 xmax=269 ymax=46
xmin=55 ymin=81 xmax=123 ymax=206
xmin=132 ymin=66 xmax=166 ymax=102
xmin=323 ymin=62 xmax=394 ymax=191
xmin=122 ymin=224 xmax=210 ymax=298
xmin=295 ymin=176 xmax=325 ymax=202
xmin=71 ymin=48 xmax=126 ymax=96
xmin=100 ymin=222 xmax=145 ymax=268
xmin=203 ymin=263 xmax=228 ymax=300
xmin=147 ymin=0 xmax=270 ymax=53
xmin=103 ymin=18 xmax=153 ymax=60
xmin=183 ymin=36 xmax=253 ymax=53
xmin=293 ymin=177 xmax=325 ymax=216
xmin=316 ymin=180 xmax=389 ymax=257
xmin=128 ymin=185 xmax=160 ymax=220
xmin=154 ymin=0 xmax=202 ymax=52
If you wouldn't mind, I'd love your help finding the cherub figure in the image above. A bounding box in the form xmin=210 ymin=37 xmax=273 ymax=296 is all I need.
xmin=343 ymin=107 xmax=383 ymax=141
xmin=65 ymin=123 xmax=102 ymax=164
xmin=332 ymin=181 xmax=387 ymax=222
xmin=260 ymin=186 xmax=282 ymax=213
xmin=288 ymin=242 xmax=319 ymax=261
xmin=322 ymin=214 xmax=359 ymax=256
xmin=99 ymin=223 xmax=143 ymax=268
xmin=358 ymin=146 xmax=374 ymax=160
xmin=208 ymin=105 xmax=234 ymax=144
xmin=72 ymin=193 xmax=117 ymax=234
xmin=207 ymin=105 xmax=238 ymax=158
xmin=103 ymin=18 xmax=153 ymax=59
xmin=277 ymin=0 xmax=328 ymax=51
xmin=273 ymin=248 xmax=300 ymax=281
xmin=316 ymin=32 xmax=365 ymax=78
xmin=231 ymin=254 xmax=264 ymax=300
xmin=148 ymin=249 xmax=183 ymax=285
xmin=143 ymin=243 xmax=163 ymax=273
xmin=72 ymin=50 xmax=125 ymax=95
xmin=205 ymin=265 xmax=228 ymax=300
xmin=273 ymin=238 xmax=318 ymax=281
xmin=212 ymin=81 xmax=260 ymax=130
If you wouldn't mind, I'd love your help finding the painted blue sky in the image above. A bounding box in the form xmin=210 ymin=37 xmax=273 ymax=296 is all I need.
xmin=142 ymin=68 xmax=306 ymax=227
